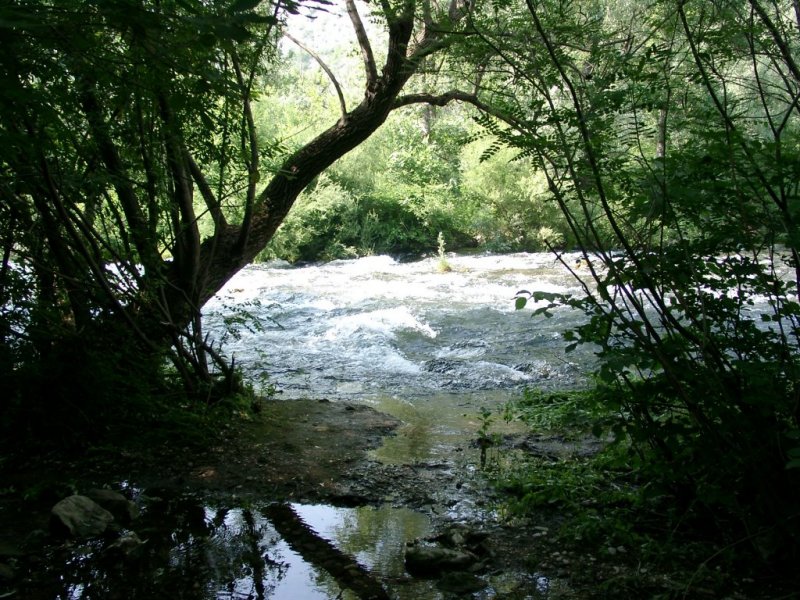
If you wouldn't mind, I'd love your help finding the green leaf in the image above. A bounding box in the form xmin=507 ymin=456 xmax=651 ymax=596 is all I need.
xmin=215 ymin=23 xmax=251 ymax=40
xmin=231 ymin=0 xmax=261 ymax=12
xmin=515 ymin=296 xmax=528 ymax=310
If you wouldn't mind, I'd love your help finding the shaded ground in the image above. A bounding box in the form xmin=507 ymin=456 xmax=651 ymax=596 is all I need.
xmin=1 ymin=399 xmax=795 ymax=599
xmin=160 ymin=399 xmax=404 ymax=503
xmin=0 ymin=398 xmax=568 ymax=599
xmin=1 ymin=399 xmax=394 ymax=501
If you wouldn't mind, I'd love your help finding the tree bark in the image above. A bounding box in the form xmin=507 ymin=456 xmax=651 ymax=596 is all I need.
xmin=161 ymin=2 xmax=469 ymax=313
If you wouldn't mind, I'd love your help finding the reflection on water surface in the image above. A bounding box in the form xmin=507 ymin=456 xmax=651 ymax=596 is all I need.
xmin=31 ymin=500 xmax=434 ymax=599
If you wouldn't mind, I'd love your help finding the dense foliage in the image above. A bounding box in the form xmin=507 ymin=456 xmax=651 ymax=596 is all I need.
xmin=0 ymin=0 xmax=477 ymax=445
xmin=494 ymin=0 xmax=800 ymax=563
xmin=1 ymin=0 xmax=284 ymax=441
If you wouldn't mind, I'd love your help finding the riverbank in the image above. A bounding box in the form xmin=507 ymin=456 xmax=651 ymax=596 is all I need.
xmin=2 ymin=397 xmax=797 ymax=599
xmin=0 ymin=398 xmax=554 ymax=599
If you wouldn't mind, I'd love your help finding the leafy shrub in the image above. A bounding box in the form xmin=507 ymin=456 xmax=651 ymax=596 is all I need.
xmin=496 ymin=388 xmax=795 ymax=597
xmin=259 ymin=174 xmax=476 ymax=262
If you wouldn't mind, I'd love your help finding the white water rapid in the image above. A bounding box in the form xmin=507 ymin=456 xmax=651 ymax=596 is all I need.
xmin=203 ymin=252 xmax=594 ymax=403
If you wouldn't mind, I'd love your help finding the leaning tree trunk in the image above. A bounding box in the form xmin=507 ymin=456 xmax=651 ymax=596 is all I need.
xmin=155 ymin=0 xmax=480 ymax=328
xmin=193 ymin=81 xmax=407 ymax=306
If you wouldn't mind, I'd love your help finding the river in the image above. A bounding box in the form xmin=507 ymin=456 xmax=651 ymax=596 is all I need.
xmin=203 ymin=251 xmax=595 ymax=467
xmin=204 ymin=251 xmax=592 ymax=402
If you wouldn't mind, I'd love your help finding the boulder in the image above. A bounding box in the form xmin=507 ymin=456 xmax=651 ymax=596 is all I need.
xmin=86 ymin=489 xmax=139 ymax=524
xmin=433 ymin=527 xmax=493 ymax=557
xmin=50 ymin=495 xmax=114 ymax=538
xmin=104 ymin=531 xmax=145 ymax=559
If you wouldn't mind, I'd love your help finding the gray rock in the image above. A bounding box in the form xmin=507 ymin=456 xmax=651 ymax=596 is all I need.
xmin=50 ymin=495 xmax=114 ymax=538
xmin=405 ymin=544 xmax=479 ymax=576
xmin=86 ymin=489 xmax=139 ymax=524
xmin=104 ymin=531 xmax=145 ymax=559
xmin=423 ymin=358 xmax=460 ymax=374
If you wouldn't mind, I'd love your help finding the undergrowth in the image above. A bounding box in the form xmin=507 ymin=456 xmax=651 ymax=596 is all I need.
xmin=492 ymin=387 xmax=800 ymax=599
xmin=0 ymin=342 xmax=264 ymax=475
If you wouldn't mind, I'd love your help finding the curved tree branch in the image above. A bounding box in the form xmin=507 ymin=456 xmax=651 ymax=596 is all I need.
xmin=188 ymin=155 xmax=226 ymax=231
xmin=346 ymin=0 xmax=378 ymax=90
xmin=394 ymin=89 xmax=526 ymax=129
xmin=78 ymin=82 xmax=160 ymax=274
xmin=285 ymin=32 xmax=348 ymax=122
xmin=748 ymin=0 xmax=800 ymax=83
xmin=384 ymin=0 xmax=416 ymax=76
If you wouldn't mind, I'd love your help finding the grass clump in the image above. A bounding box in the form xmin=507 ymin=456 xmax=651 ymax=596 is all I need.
xmin=436 ymin=231 xmax=453 ymax=273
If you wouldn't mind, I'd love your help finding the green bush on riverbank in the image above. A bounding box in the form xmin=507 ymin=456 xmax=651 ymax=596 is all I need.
xmin=255 ymin=119 xmax=577 ymax=264
xmin=494 ymin=388 xmax=800 ymax=598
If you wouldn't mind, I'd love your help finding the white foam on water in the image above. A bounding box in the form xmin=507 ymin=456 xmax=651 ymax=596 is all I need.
xmin=475 ymin=361 xmax=536 ymax=382
xmin=202 ymin=251 xmax=598 ymax=399
xmin=322 ymin=254 xmax=398 ymax=274
xmin=323 ymin=307 xmax=437 ymax=342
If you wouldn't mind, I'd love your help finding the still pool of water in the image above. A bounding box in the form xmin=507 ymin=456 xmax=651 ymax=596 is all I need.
xmin=34 ymin=500 xmax=435 ymax=599
xmin=28 ymin=495 xmax=555 ymax=599
xmin=209 ymin=503 xmax=433 ymax=600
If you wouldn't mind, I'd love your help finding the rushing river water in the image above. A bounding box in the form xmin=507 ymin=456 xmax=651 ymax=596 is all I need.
xmin=204 ymin=251 xmax=592 ymax=403
xmin=204 ymin=251 xmax=596 ymax=469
